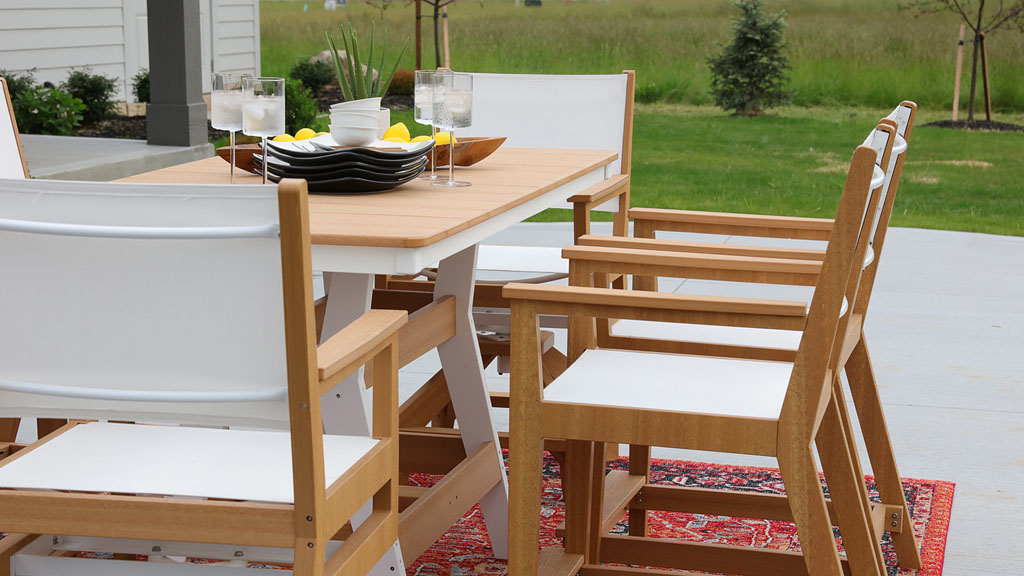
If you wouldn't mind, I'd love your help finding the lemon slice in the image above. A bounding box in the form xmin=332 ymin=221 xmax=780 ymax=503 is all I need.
xmin=294 ymin=128 xmax=317 ymax=140
xmin=272 ymin=134 xmax=296 ymax=142
xmin=382 ymin=122 xmax=411 ymax=142
xmin=433 ymin=132 xmax=456 ymax=146
xmin=383 ymin=136 xmax=408 ymax=144
xmin=410 ymin=135 xmax=432 ymax=143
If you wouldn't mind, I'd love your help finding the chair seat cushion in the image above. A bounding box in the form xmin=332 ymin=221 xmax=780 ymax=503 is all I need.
xmin=0 ymin=422 xmax=378 ymax=504
xmin=543 ymin=349 xmax=792 ymax=419
xmin=610 ymin=319 xmax=803 ymax=351
xmin=477 ymin=245 xmax=567 ymax=275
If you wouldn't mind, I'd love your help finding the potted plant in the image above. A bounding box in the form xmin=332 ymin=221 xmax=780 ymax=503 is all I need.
xmin=326 ymin=23 xmax=408 ymax=137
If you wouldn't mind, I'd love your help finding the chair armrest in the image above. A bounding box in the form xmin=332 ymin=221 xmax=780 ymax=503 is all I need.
xmin=577 ymin=235 xmax=826 ymax=261
xmin=562 ymin=245 xmax=822 ymax=286
xmin=317 ymin=309 xmax=408 ymax=382
xmin=567 ymin=173 xmax=630 ymax=206
xmin=630 ymin=207 xmax=834 ymax=241
xmin=503 ymin=284 xmax=807 ymax=330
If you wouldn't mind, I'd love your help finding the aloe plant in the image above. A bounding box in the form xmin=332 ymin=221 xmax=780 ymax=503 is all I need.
xmin=326 ymin=23 xmax=408 ymax=102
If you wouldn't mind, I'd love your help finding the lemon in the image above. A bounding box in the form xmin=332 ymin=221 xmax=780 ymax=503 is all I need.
xmin=383 ymin=136 xmax=408 ymax=144
xmin=433 ymin=132 xmax=457 ymax=146
xmin=316 ymin=131 xmax=328 ymax=136
xmin=294 ymin=128 xmax=317 ymax=140
xmin=410 ymin=135 xmax=432 ymax=143
xmin=272 ymin=134 xmax=295 ymax=142
xmin=382 ymin=122 xmax=411 ymax=142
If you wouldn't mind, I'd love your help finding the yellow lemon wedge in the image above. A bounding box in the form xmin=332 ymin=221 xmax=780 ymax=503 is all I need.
xmin=272 ymin=134 xmax=295 ymax=142
xmin=433 ymin=132 xmax=457 ymax=146
xmin=316 ymin=131 xmax=328 ymax=136
xmin=382 ymin=122 xmax=411 ymax=142
xmin=294 ymin=128 xmax=318 ymax=140
xmin=410 ymin=135 xmax=432 ymax=143
xmin=383 ymin=136 xmax=408 ymax=144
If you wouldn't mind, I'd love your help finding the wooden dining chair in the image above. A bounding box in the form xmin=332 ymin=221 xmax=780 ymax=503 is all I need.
xmin=505 ymin=138 xmax=888 ymax=575
xmin=0 ymin=178 xmax=405 ymax=576
xmin=383 ymin=71 xmax=635 ymax=437
xmin=0 ymin=77 xmax=29 ymax=180
xmin=571 ymin=102 xmax=921 ymax=569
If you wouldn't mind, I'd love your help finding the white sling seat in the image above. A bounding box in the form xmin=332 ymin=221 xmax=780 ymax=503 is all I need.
xmin=0 ymin=422 xmax=378 ymax=504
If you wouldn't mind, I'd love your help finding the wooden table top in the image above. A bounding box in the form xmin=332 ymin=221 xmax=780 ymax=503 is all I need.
xmin=119 ymin=147 xmax=616 ymax=249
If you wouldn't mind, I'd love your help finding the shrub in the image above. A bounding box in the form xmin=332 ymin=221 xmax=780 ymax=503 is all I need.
xmin=290 ymin=60 xmax=334 ymax=96
xmin=12 ymin=85 xmax=86 ymax=135
xmin=62 ymin=68 xmax=118 ymax=124
xmin=387 ymin=68 xmax=414 ymax=97
xmin=285 ymin=81 xmax=319 ymax=135
xmin=132 ymin=68 xmax=150 ymax=103
xmin=0 ymin=68 xmax=36 ymax=103
xmin=708 ymin=0 xmax=791 ymax=116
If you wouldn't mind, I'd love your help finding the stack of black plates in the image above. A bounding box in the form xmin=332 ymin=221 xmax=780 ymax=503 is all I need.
xmin=257 ymin=139 xmax=432 ymax=193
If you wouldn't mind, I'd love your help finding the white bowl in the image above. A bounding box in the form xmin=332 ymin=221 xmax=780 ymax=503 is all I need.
xmin=329 ymin=113 xmax=379 ymax=129
xmin=329 ymin=97 xmax=382 ymax=112
xmin=330 ymin=125 xmax=378 ymax=147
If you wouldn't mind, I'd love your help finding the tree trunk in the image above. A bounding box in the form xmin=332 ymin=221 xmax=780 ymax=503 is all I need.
xmin=967 ymin=0 xmax=986 ymax=122
xmin=433 ymin=3 xmax=442 ymax=69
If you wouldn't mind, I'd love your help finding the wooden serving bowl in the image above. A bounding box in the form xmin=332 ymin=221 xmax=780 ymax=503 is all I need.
xmin=428 ymin=136 xmax=506 ymax=168
xmin=216 ymin=144 xmax=262 ymax=173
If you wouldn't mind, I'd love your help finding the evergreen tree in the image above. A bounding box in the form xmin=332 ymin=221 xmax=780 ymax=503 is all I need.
xmin=708 ymin=0 xmax=791 ymax=116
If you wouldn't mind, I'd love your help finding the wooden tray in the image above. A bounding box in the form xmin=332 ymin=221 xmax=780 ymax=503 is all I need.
xmin=428 ymin=136 xmax=506 ymax=168
xmin=216 ymin=144 xmax=261 ymax=173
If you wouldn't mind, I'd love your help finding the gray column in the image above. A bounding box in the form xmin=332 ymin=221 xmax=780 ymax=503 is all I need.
xmin=146 ymin=0 xmax=207 ymax=146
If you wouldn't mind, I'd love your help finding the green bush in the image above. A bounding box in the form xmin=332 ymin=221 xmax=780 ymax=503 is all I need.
xmin=62 ymin=68 xmax=118 ymax=124
xmin=708 ymin=0 xmax=791 ymax=116
xmin=132 ymin=68 xmax=150 ymax=103
xmin=290 ymin=60 xmax=334 ymax=96
xmin=285 ymin=81 xmax=319 ymax=134
xmin=0 ymin=68 xmax=36 ymax=103
xmin=13 ymin=85 xmax=86 ymax=135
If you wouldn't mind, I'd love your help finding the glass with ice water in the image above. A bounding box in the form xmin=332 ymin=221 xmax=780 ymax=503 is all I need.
xmin=242 ymin=77 xmax=286 ymax=184
xmin=414 ymin=70 xmax=438 ymax=180
xmin=431 ymin=72 xmax=473 ymax=188
xmin=211 ymin=73 xmax=246 ymax=183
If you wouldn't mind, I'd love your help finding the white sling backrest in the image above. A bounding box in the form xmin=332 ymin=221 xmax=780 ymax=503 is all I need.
xmin=1 ymin=78 xmax=28 ymax=179
xmin=460 ymin=72 xmax=629 ymax=211
xmin=868 ymin=103 xmax=914 ymax=242
xmin=0 ymin=179 xmax=291 ymax=428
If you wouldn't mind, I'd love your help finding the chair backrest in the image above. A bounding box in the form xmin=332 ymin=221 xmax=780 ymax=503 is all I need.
xmin=460 ymin=71 xmax=635 ymax=210
xmin=0 ymin=179 xmax=298 ymax=429
xmin=781 ymin=140 xmax=882 ymax=436
xmin=1 ymin=78 xmax=29 ymax=179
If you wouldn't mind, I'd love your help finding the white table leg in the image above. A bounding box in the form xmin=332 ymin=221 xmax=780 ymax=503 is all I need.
xmin=319 ymin=272 xmax=405 ymax=575
xmin=434 ymin=245 xmax=511 ymax=559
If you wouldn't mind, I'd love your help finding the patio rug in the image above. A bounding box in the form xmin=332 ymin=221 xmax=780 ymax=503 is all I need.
xmin=406 ymin=453 xmax=955 ymax=576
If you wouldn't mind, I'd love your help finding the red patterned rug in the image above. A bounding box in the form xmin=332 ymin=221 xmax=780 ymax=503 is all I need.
xmin=406 ymin=453 xmax=955 ymax=576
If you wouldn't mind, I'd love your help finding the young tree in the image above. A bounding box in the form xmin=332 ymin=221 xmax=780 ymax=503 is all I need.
xmin=708 ymin=0 xmax=791 ymax=116
xmin=904 ymin=0 xmax=1024 ymax=121
xmin=422 ymin=0 xmax=458 ymax=69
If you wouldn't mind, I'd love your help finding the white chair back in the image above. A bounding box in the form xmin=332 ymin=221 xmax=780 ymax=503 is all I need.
xmin=0 ymin=179 xmax=291 ymax=428
xmin=1 ymin=78 xmax=28 ymax=179
xmin=460 ymin=72 xmax=630 ymax=210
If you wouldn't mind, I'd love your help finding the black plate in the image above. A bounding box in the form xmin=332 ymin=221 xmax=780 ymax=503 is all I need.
xmin=265 ymin=162 xmax=427 ymax=193
xmin=257 ymin=155 xmax=427 ymax=180
xmin=266 ymin=141 xmax=433 ymax=165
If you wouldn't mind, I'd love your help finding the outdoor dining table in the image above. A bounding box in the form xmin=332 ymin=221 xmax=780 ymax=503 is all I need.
xmin=118 ymin=146 xmax=618 ymax=567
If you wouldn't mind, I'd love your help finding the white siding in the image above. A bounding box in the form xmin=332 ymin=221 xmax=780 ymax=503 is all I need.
xmin=0 ymin=0 xmax=261 ymax=103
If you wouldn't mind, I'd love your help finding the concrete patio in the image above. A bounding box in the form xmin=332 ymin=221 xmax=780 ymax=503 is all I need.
xmin=399 ymin=222 xmax=1024 ymax=576
xmin=20 ymin=134 xmax=212 ymax=181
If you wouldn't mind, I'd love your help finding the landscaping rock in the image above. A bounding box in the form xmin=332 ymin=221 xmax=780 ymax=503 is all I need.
xmin=309 ymin=50 xmax=378 ymax=85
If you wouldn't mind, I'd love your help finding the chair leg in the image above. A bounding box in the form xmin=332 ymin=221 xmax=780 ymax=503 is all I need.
xmin=817 ymin=394 xmax=887 ymax=576
xmin=627 ymin=444 xmax=650 ymax=537
xmin=0 ymin=419 xmax=19 ymax=443
xmin=509 ymin=423 xmax=545 ymax=574
xmin=292 ymin=540 xmax=325 ymax=576
xmin=846 ymin=338 xmax=923 ymax=570
xmin=778 ymin=440 xmax=844 ymax=576
xmin=564 ymin=440 xmax=595 ymax=558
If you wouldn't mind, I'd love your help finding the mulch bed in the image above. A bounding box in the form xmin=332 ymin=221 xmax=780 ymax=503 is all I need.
xmin=923 ymin=119 xmax=1024 ymax=132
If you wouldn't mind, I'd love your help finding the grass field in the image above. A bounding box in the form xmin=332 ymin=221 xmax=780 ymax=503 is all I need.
xmin=260 ymin=1 xmax=1024 ymax=236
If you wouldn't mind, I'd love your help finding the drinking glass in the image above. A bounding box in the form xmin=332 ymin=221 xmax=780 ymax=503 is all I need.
xmin=414 ymin=70 xmax=438 ymax=180
xmin=242 ymin=77 xmax=286 ymax=184
xmin=211 ymin=73 xmax=245 ymax=183
xmin=431 ymin=71 xmax=473 ymax=188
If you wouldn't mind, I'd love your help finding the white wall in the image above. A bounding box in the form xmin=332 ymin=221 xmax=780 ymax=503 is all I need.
xmin=0 ymin=0 xmax=260 ymax=103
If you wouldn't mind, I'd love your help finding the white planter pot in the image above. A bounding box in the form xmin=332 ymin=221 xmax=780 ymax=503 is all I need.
xmin=377 ymin=108 xmax=391 ymax=138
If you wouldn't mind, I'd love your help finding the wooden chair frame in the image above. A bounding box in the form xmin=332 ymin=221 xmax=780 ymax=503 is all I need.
xmin=571 ymin=104 xmax=921 ymax=570
xmin=0 ymin=180 xmax=407 ymax=576
xmin=0 ymin=77 xmax=30 ymax=179
xmin=505 ymin=143 xmax=887 ymax=576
